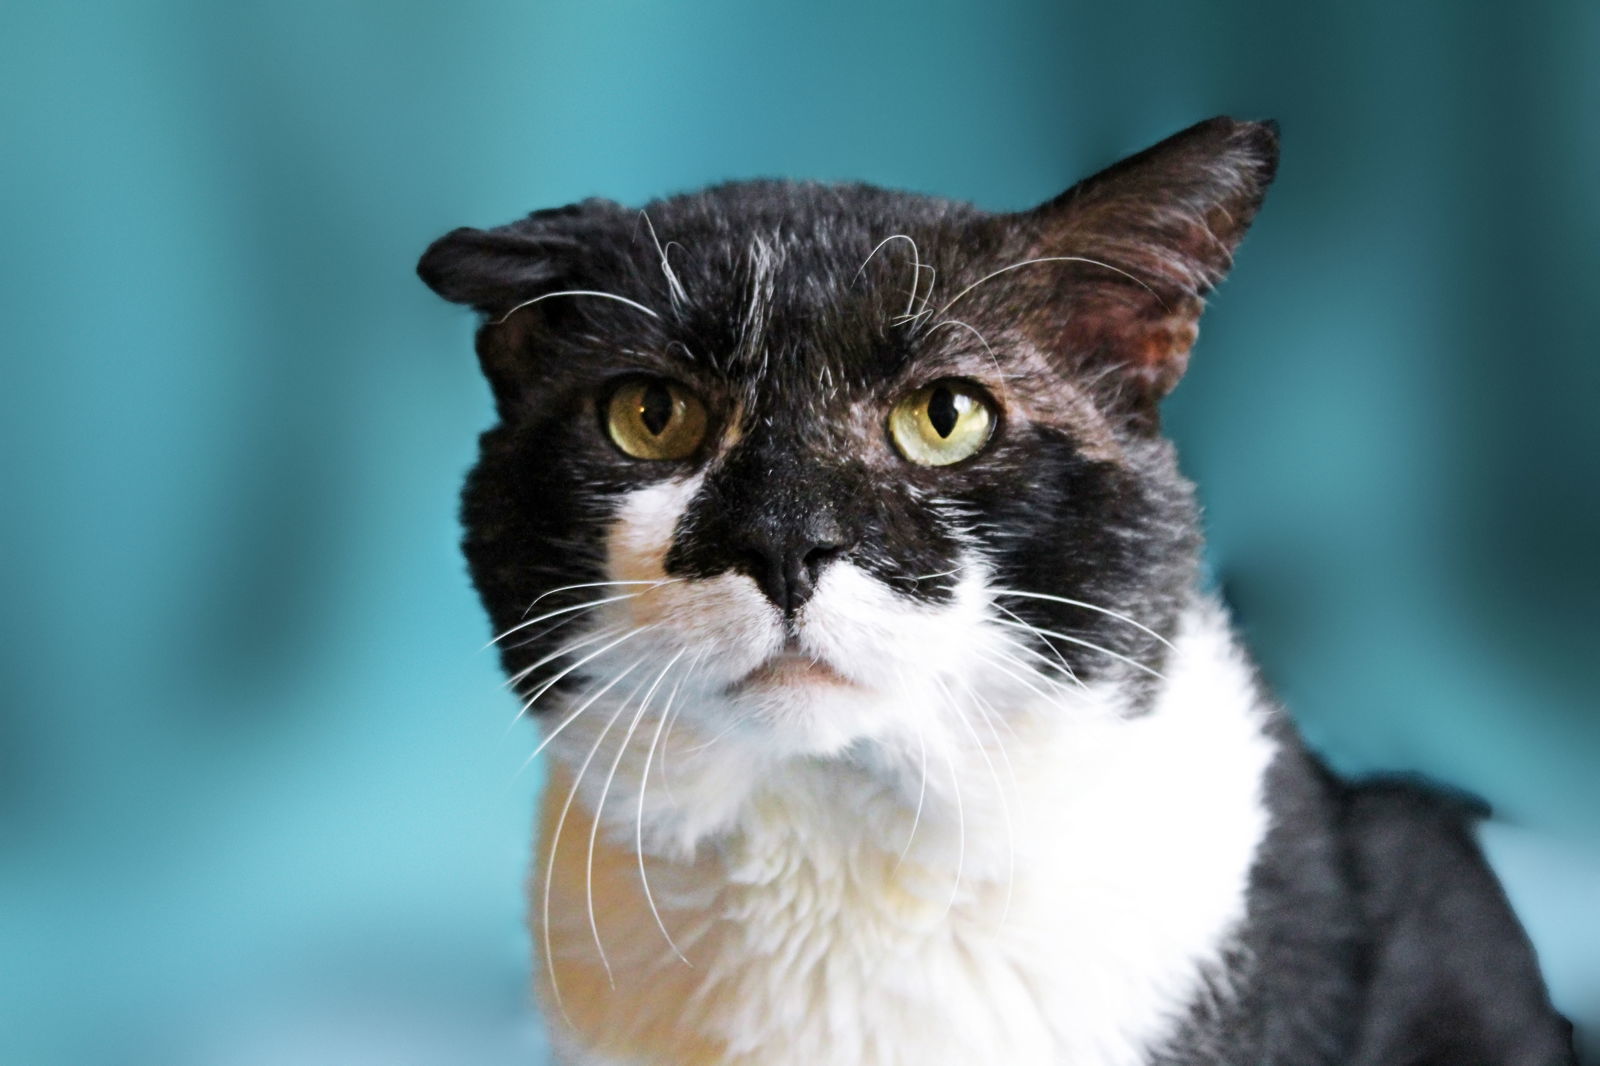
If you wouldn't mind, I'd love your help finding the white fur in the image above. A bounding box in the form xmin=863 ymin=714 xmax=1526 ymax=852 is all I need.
xmin=533 ymin=477 xmax=1279 ymax=1066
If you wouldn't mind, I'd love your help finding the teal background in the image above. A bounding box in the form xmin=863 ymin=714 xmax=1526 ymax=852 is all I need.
xmin=3 ymin=2 xmax=1597 ymax=1063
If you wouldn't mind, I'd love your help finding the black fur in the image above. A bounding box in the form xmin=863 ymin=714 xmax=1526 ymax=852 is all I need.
xmin=419 ymin=117 xmax=1575 ymax=1064
xmin=1152 ymin=724 xmax=1576 ymax=1065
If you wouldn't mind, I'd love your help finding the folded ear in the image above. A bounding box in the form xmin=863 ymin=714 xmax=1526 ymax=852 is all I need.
xmin=416 ymin=226 xmax=575 ymax=314
xmin=417 ymin=200 xmax=634 ymax=412
xmin=1010 ymin=116 xmax=1279 ymax=418
xmin=416 ymin=200 xmax=620 ymax=316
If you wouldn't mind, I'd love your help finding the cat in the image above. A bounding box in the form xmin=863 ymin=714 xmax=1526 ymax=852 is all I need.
xmin=417 ymin=117 xmax=1577 ymax=1066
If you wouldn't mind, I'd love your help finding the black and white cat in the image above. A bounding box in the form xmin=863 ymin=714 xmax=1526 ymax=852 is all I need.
xmin=418 ymin=117 xmax=1575 ymax=1066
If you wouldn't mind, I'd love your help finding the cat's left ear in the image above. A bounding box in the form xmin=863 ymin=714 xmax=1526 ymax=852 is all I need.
xmin=1009 ymin=116 xmax=1278 ymax=413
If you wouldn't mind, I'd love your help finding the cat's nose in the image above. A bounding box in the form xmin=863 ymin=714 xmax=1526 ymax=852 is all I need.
xmin=735 ymin=519 xmax=850 ymax=617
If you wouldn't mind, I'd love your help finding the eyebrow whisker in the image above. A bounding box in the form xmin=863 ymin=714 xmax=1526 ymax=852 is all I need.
xmin=933 ymin=255 xmax=1163 ymax=320
xmin=492 ymin=289 xmax=662 ymax=326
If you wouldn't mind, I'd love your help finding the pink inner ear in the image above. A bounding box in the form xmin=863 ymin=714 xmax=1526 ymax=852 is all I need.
xmin=1061 ymin=292 xmax=1204 ymax=401
xmin=1010 ymin=118 xmax=1278 ymax=411
xmin=1133 ymin=313 xmax=1199 ymax=394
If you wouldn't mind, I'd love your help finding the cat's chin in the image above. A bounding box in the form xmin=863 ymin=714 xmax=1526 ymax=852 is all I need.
xmin=724 ymin=650 xmax=856 ymax=696
xmin=718 ymin=656 xmax=900 ymax=757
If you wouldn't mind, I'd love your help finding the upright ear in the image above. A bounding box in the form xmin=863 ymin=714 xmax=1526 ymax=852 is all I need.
xmin=1010 ymin=117 xmax=1278 ymax=421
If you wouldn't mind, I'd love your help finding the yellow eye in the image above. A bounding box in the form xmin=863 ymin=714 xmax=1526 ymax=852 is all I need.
xmin=888 ymin=380 xmax=995 ymax=466
xmin=604 ymin=379 xmax=708 ymax=460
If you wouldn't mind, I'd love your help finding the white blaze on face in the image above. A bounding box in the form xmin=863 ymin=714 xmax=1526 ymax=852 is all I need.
xmin=594 ymin=475 xmax=1022 ymax=760
xmin=602 ymin=473 xmax=785 ymax=687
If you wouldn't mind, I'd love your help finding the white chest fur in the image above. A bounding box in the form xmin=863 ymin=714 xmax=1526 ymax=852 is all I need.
xmin=533 ymin=604 xmax=1277 ymax=1066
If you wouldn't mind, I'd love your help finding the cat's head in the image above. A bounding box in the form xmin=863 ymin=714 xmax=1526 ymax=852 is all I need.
xmin=419 ymin=117 xmax=1276 ymax=761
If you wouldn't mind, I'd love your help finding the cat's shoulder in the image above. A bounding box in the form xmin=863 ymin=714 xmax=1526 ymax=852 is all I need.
xmin=1336 ymin=777 xmax=1577 ymax=1065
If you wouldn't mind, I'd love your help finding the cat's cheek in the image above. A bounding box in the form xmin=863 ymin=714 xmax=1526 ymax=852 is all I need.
xmin=799 ymin=558 xmax=997 ymax=691
xmin=600 ymin=472 xmax=786 ymax=681
xmin=604 ymin=472 xmax=706 ymax=584
xmin=644 ymin=574 xmax=786 ymax=679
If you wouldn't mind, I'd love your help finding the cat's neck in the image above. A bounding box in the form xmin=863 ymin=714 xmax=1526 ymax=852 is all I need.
xmin=536 ymin=598 xmax=1281 ymax=1066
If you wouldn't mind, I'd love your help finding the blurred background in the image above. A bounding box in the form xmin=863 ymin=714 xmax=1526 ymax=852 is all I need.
xmin=4 ymin=2 xmax=1597 ymax=1063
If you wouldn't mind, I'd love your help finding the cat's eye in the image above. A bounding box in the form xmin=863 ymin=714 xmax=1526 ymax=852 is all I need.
xmin=604 ymin=378 xmax=709 ymax=460
xmin=888 ymin=380 xmax=996 ymax=466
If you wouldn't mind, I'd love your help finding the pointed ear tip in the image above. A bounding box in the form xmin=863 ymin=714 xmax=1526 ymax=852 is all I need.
xmin=1242 ymin=117 xmax=1280 ymax=151
xmin=1240 ymin=117 xmax=1280 ymax=146
xmin=1226 ymin=117 xmax=1281 ymax=178
xmin=1196 ymin=114 xmax=1277 ymax=136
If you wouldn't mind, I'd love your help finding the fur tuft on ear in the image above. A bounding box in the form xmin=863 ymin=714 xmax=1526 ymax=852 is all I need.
xmin=1013 ymin=116 xmax=1279 ymax=413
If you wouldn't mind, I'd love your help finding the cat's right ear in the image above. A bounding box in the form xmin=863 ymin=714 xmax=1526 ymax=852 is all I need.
xmin=417 ymin=201 xmax=626 ymax=411
xmin=417 ymin=198 xmax=632 ymax=317
xmin=416 ymin=226 xmax=574 ymax=314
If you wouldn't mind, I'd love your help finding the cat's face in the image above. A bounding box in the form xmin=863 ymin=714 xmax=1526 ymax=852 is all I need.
xmin=420 ymin=118 xmax=1276 ymax=760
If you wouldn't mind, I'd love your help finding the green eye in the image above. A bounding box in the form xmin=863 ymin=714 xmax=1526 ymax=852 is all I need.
xmin=888 ymin=380 xmax=996 ymax=466
xmin=604 ymin=379 xmax=708 ymax=460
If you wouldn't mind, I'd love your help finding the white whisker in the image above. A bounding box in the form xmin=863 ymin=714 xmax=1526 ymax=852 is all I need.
xmin=937 ymin=676 xmax=1015 ymax=930
xmin=655 ymin=648 xmax=707 ymax=807
xmin=853 ymin=233 xmax=926 ymax=321
xmin=971 ymin=643 xmax=1063 ymax=699
xmin=992 ymin=588 xmax=1175 ymax=649
xmin=906 ymin=565 xmax=964 ymax=582
xmin=499 ymin=608 xmax=597 ymax=666
xmin=959 ymin=671 xmax=1024 ymax=746
xmin=894 ymin=721 xmax=930 ymax=871
xmin=516 ymin=655 xmax=650 ymax=776
xmin=487 ymin=590 xmax=645 ymax=649
xmin=914 ymin=263 xmax=937 ymax=316
xmin=656 ymin=698 xmax=685 ymax=806
xmin=993 ymin=617 xmax=1165 ymax=679
xmin=502 ymin=623 xmax=625 ymax=695
xmin=934 ymin=255 xmax=1161 ymax=319
xmin=525 ymin=578 xmax=680 ymax=615
xmin=502 ymin=626 xmax=627 ymax=738
xmin=992 ymin=627 xmax=1079 ymax=689
xmin=924 ymin=317 xmax=1009 ymax=390
xmin=638 ymin=210 xmax=689 ymax=310
xmin=540 ymin=676 xmax=645 ymax=1025
xmin=491 ymin=289 xmax=660 ymax=326
xmin=989 ymin=603 xmax=1083 ymax=688
xmin=511 ymin=623 xmax=662 ymax=723
xmin=635 ymin=650 xmax=697 ymax=966
xmin=586 ymin=652 xmax=685 ymax=987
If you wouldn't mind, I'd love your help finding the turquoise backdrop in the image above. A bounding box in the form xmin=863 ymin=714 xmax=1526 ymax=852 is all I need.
xmin=4 ymin=2 xmax=1596 ymax=1063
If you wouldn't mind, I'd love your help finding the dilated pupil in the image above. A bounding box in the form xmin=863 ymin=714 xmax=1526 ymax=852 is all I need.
xmin=640 ymin=384 xmax=673 ymax=435
xmin=926 ymin=386 xmax=959 ymax=438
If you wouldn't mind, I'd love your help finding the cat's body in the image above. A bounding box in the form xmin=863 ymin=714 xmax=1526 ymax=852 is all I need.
xmin=419 ymin=118 xmax=1575 ymax=1065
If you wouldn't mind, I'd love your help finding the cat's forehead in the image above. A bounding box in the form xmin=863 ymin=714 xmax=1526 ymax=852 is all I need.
xmin=631 ymin=183 xmax=1001 ymax=389
xmin=640 ymin=179 xmax=984 ymax=253
xmin=584 ymin=185 xmax=1113 ymax=453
